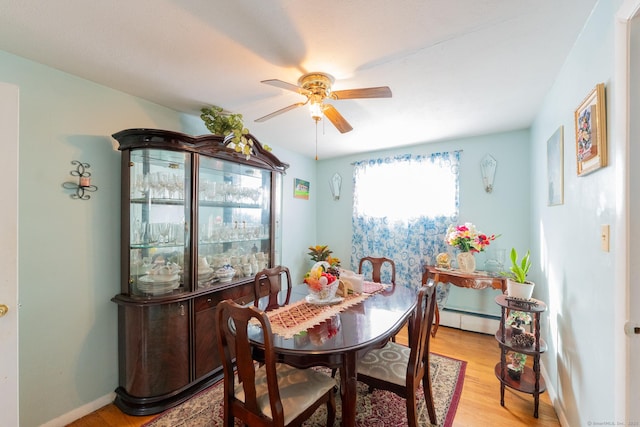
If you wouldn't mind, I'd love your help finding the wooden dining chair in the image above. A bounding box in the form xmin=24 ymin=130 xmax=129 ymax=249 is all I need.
xmin=216 ymin=299 xmax=336 ymax=427
xmin=253 ymin=265 xmax=292 ymax=312
xmin=356 ymin=283 xmax=438 ymax=426
xmin=359 ymin=256 xmax=400 ymax=341
xmin=358 ymin=256 xmax=396 ymax=286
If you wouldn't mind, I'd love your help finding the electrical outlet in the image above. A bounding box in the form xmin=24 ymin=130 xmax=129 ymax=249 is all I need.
xmin=601 ymin=225 xmax=610 ymax=252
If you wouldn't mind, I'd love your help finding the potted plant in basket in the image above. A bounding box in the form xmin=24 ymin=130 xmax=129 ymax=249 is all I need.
xmin=504 ymin=248 xmax=535 ymax=299
xmin=507 ymin=352 xmax=527 ymax=381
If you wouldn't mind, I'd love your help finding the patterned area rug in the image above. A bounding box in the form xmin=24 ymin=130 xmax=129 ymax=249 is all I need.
xmin=143 ymin=353 xmax=466 ymax=427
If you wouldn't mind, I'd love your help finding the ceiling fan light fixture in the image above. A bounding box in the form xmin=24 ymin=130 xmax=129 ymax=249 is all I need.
xmin=309 ymin=97 xmax=323 ymax=121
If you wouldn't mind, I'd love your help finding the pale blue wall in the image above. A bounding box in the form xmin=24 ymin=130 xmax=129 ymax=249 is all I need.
xmin=0 ymin=50 xmax=186 ymax=426
xmin=315 ymin=130 xmax=531 ymax=317
xmin=0 ymin=1 xmax=625 ymax=424
xmin=530 ymin=0 xmax=620 ymax=424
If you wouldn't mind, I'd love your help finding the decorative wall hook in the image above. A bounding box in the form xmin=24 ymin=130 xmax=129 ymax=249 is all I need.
xmin=62 ymin=160 xmax=98 ymax=200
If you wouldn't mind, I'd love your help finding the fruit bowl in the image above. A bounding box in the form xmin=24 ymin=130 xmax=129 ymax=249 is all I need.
xmin=307 ymin=279 xmax=339 ymax=302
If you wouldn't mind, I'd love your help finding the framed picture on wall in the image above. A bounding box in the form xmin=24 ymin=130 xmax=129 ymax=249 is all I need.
xmin=547 ymin=126 xmax=564 ymax=206
xmin=294 ymin=178 xmax=310 ymax=200
xmin=574 ymin=83 xmax=607 ymax=176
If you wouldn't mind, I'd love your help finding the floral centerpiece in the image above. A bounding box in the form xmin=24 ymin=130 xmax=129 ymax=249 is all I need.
xmin=304 ymin=261 xmax=339 ymax=301
xmin=308 ymin=245 xmax=341 ymax=276
xmin=445 ymin=223 xmax=498 ymax=273
xmin=445 ymin=223 xmax=497 ymax=253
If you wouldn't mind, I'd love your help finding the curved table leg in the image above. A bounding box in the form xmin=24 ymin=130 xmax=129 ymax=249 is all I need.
xmin=339 ymin=352 xmax=357 ymax=427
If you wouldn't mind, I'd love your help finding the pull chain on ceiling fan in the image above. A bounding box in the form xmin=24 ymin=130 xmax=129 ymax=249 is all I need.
xmin=255 ymin=72 xmax=392 ymax=133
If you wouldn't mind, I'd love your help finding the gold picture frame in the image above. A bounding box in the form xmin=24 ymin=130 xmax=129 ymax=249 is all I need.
xmin=574 ymin=83 xmax=607 ymax=176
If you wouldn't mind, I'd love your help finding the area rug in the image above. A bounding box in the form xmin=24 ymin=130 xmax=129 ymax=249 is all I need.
xmin=143 ymin=353 xmax=466 ymax=427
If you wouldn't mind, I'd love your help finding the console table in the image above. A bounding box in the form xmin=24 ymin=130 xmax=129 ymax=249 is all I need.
xmin=422 ymin=265 xmax=507 ymax=337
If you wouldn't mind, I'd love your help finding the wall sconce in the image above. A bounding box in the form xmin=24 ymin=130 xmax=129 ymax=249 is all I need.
xmin=62 ymin=160 xmax=98 ymax=200
xmin=329 ymin=172 xmax=342 ymax=201
xmin=480 ymin=154 xmax=497 ymax=193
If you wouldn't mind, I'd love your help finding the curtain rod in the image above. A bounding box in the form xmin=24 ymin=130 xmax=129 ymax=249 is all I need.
xmin=350 ymin=149 xmax=463 ymax=165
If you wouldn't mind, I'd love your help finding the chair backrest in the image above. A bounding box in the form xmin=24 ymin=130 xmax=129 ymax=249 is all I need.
xmin=253 ymin=265 xmax=292 ymax=311
xmin=358 ymin=256 xmax=396 ymax=285
xmin=216 ymin=299 xmax=285 ymax=425
xmin=407 ymin=283 xmax=437 ymax=384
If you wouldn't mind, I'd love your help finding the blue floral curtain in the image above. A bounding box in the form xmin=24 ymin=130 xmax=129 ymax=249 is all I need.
xmin=351 ymin=151 xmax=460 ymax=289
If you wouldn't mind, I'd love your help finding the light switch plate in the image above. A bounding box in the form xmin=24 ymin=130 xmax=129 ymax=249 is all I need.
xmin=601 ymin=225 xmax=610 ymax=252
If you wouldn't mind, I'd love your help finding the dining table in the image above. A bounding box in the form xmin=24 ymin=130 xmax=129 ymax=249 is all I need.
xmin=248 ymin=281 xmax=417 ymax=427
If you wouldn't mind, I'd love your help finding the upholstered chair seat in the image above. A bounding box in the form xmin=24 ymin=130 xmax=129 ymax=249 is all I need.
xmin=357 ymin=341 xmax=411 ymax=386
xmin=234 ymin=363 xmax=336 ymax=424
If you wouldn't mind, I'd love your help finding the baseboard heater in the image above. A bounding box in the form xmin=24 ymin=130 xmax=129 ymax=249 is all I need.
xmin=439 ymin=308 xmax=500 ymax=335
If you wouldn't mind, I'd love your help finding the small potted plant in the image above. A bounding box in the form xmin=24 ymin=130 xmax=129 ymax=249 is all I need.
xmin=506 ymin=310 xmax=531 ymax=336
xmin=507 ymin=352 xmax=527 ymax=381
xmin=504 ymin=248 xmax=535 ymax=299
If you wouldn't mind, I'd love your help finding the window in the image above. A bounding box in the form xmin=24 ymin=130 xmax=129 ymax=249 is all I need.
xmin=354 ymin=154 xmax=458 ymax=221
xmin=352 ymin=151 xmax=460 ymax=287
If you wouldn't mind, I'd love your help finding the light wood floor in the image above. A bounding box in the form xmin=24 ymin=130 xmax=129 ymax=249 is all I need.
xmin=67 ymin=326 xmax=560 ymax=427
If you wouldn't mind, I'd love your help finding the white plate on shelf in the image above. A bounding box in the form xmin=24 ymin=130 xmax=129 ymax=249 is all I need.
xmin=137 ymin=280 xmax=180 ymax=295
xmin=139 ymin=274 xmax=180 ymax=284
xmin=305 ymin=295 xmax=345 ymax=306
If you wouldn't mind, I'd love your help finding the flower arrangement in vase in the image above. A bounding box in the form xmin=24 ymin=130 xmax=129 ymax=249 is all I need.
xmin=445 ymin=223 xmax=498 ymax=273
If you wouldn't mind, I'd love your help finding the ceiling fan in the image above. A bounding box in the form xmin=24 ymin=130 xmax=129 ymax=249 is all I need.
xmin=255 ymin=72 xmax=392 ymax=133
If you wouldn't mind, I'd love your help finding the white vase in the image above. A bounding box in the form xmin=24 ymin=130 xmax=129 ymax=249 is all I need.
xmin=507 ymin=279 xmax=535 ymax=299
xmin=456 ymin=252 xmax=476 ymax=273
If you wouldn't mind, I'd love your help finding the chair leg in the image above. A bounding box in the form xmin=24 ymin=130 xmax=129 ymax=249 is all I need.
xmin=224 ymin=403 xmax=233 ymax=427
xmin=326 ymin=391 xmax=336 ymax=427
xmin=422 ymin=372 xmax=437 ymax=424
xmin=406 ymin=392 xmax=419 ymax=427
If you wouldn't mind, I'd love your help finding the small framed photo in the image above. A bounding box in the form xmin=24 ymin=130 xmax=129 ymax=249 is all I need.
xmin=574 ymin=83 xmax=607 ymax=176
xmin=547 ymin=126 xmax=564 ymax=206
xmin=294 ymin=178 xmax=309 ymax=200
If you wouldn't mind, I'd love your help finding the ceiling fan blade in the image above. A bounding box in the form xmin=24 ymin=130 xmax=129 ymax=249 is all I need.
xmin=254 ymin=102 xmax=306 ymax=122
xmin=261 ymin=79 xmax=311 ymax=96
xmin=331 ymin=86 xmax=392 ymax=100
xmin=323 ymin=104 xmax=353 ymax=133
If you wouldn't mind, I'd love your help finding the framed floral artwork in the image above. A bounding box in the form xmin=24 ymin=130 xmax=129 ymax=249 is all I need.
xmin=574 ymin=83 xmax=607 ymax=176
xmin=547 ymin=126 xmax=563 ymax=206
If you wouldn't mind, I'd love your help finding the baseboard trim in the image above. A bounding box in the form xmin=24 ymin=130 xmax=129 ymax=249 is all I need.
xmin=41 ymin=392 xmax=115 ymax=427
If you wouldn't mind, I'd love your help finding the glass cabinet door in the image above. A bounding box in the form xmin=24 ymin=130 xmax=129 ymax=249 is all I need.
xmin=128 ymin=149 xmax=191 ymax=297
xmin=197 ymin=156 xmax=271 ymax=290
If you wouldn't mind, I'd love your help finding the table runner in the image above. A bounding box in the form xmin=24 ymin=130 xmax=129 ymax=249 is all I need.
xmin=262 ymin=281 xmax=386 ymax=339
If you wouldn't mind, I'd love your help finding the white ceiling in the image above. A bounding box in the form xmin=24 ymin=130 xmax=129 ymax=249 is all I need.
xmin=0 ymin=0 xmax=597 ymax=159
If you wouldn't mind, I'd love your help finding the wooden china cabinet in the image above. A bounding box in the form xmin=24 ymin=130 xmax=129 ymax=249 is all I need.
xmin=111 ymin=129 xmax=288 ymax=415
